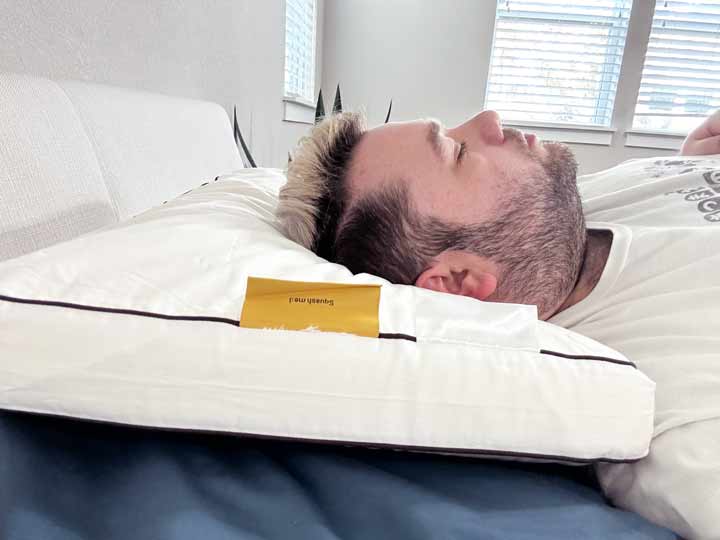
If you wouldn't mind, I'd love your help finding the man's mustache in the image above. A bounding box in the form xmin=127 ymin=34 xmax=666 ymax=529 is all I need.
xmin=502 ymin=127 xmax=527 ymax=146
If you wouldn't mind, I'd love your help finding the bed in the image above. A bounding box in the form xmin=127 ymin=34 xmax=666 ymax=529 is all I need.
xmin=0 ymin=72 xmax=676 ymax=539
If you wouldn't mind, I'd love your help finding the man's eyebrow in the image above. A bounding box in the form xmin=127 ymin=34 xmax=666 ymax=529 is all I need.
xmin=426 ymin=120 xmax=444 ymax=160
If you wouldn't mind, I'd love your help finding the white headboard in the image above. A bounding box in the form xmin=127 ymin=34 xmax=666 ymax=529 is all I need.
xmin=0 ymin=73 xmax=243 ymax=261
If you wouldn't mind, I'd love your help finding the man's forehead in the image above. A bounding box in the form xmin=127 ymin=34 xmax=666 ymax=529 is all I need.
xmin=368 ymin=118 xmax=441 ymax=138
xmin=366 ymin=118 xmax=433 ymax=139
xmin=347 ymin=119 xmax=440 ymax=197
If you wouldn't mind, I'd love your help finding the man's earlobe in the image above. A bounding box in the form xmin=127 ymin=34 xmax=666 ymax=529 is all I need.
xmin=415 ymin=263 xmax=497 ymax=301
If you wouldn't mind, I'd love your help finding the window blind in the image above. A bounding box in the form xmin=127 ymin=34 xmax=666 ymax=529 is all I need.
xmin=284 ymin=0 xmax=316 ymax=103
xmin=632 ymin=0 xmax=720 ymax=133
xmin=485 ymin=0 xmax=632 ymax=127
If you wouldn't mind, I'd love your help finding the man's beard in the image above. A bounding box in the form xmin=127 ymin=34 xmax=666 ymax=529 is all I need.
xmin=465 ymin=139 xmax=586 ymax=319
xmin=540 ymin=141 xmax=579 ymax=193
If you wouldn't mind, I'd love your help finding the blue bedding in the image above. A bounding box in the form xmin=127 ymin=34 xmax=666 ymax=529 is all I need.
xmin=0 ymin=411 xmax=675 ymax=540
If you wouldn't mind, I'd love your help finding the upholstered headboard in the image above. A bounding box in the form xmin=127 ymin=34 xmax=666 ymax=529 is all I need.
xmin=0 ymin=73 xmax=243 ymax=261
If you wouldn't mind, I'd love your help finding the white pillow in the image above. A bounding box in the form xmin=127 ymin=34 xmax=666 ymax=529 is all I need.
xmin=0 ymin=169 xmax=655 ymax=463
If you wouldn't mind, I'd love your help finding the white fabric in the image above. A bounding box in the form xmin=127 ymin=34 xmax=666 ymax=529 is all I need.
xmin=0 ymin=72 xmax=243 ymax=262
xmin=59 ymin=79 xmax=243 ymax=220
xmin=0 ymin=73 xmax=116 ymax=261
xmin=550 ymin=156 xmax=720 ymax=539
xmin=0 ymin=169 xmax=655 ymax=462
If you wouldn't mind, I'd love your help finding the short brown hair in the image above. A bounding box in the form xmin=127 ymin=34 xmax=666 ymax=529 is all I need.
xmin=277 ymin=112 xmax=431 ymax=283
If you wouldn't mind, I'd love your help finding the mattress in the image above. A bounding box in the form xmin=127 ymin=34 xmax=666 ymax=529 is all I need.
xmin=0 ymin=410 xmax=676 ymax=540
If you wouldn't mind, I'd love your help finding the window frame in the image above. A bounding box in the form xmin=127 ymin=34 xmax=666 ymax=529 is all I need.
xmin=485 ymin=0 xmax=633 ymax=130
xmin=630 ymin=0 xmax=720 ymax=134
xmin=485 ymin=0 xmax=688 ymax=150
xmin=282 ymin=0 xmax=319 ymax=124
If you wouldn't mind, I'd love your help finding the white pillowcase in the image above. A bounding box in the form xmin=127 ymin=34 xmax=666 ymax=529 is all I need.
xmin=0 ymin=169 xmax=655 ymax=462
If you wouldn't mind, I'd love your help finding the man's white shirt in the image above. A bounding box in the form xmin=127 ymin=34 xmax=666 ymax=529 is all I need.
xmin=550 ymin=156 xmax=720 ymax=539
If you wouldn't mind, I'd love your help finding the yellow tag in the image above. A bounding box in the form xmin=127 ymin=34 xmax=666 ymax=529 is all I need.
xmin=239 ymin=277 xmax=381 ymax=338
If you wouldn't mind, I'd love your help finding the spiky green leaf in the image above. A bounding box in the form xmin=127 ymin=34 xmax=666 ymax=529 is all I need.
xmin=233 ymin=106 xmax=257 ymax=168
xmin=315 ymin=89 xmax=326 ymax=124
xmin=384 ymin=99 xmax=393 ymax=124
xmin=333 ymin=84 xmax=342 ymax=114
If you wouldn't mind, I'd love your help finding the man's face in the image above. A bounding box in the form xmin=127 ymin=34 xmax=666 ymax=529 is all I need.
xmin=344 ymin=110 xmax=584 ymax=319
xmin=347 ymin=110 xmax=575 ymax=226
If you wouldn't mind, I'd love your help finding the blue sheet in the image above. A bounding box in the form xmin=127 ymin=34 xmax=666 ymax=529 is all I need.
xmin=0 ymin=411 xmax=675 ymax=540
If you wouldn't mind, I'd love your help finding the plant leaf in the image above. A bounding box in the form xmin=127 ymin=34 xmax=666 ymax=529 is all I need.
xmin=333 ymin=84 xmax=342 ymax=114
xmin=233 ymin=106 xmax=257 ymax=168
xmin=315 ymin=89 xmax=326 ymax=124
xmin=384 ymin=99 xmax=393 ymax=124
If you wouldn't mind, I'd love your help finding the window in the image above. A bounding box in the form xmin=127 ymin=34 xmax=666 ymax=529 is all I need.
xmin=485 ymin=0 xmax=632 ymax=127
xmin=284 ymin=0 xmax=316 ymax=104
xmin=632 ymin=0 xmax=720 ymax=134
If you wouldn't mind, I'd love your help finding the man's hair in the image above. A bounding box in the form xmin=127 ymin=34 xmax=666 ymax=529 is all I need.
xmin=276 ymin=111 xmax=365 ymax=262
xmin=277 ymin=111 xmax=430 ymax=283
xmin=277 ymin=111 xmax=585 ymax=315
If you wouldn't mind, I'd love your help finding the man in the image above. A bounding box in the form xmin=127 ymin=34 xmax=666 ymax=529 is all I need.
xmin=276 ymin=110 xmax=720 ymax=539
xmin=277 ymin=110 xmax=584 ymax=320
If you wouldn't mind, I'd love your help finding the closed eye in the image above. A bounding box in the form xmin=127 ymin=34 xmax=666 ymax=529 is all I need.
xmin=456 ymin=141 xmax=467 ymax=165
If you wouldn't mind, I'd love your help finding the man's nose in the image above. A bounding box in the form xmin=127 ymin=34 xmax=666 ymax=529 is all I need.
xmin=450 ymin=110 xmax=504 ymax=146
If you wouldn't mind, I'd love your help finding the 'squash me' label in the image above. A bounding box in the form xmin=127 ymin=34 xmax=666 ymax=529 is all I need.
xmin=240 ymin=277 xmax=381 ymax=338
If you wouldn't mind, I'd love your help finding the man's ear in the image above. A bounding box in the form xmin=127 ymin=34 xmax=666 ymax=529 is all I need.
xmin=414 ymin=253 xmax=497 ymax=301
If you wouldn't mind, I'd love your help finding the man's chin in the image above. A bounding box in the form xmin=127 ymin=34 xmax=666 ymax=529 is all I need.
xmin=542 ymin=141 xmax=577 ymax=182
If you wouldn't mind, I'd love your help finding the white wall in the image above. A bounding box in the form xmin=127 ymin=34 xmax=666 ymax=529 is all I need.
xmin=0 ymin=0 xmax=323 ymax=168
xmin=322 ymin=1 xmax=496 ymax=132
xmin=322 ymin=0 xmax=676 ymax=175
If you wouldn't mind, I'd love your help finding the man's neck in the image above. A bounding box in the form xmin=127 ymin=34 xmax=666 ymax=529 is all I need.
xmin=553 ymin=229 xmax=613 ymax=317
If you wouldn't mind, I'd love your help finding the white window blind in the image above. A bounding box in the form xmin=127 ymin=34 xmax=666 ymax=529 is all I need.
xmin=485 ymin=0 xmax=632 ymax=127
xmin=632 ymin=0 xmax=720 ymax=134
xmin=284 ymin=0 xmax=316 ymax=103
